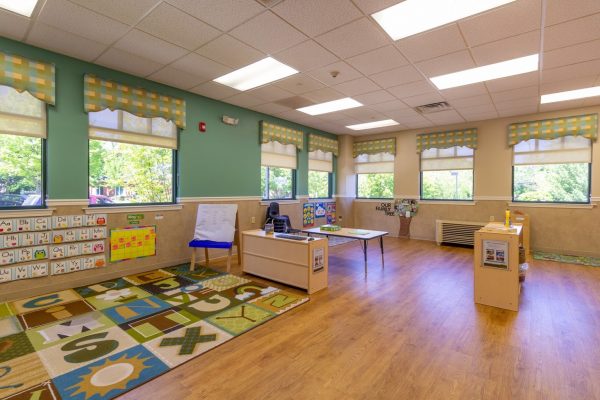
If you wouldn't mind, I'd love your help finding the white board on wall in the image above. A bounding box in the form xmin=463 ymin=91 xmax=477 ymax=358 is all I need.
xmin=193 ymin=204 xmax=238 ymax=243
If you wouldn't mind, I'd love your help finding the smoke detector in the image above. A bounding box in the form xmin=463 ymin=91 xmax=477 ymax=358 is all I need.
xmin=330 ymin=70 xmax=340 ymax=78
xmin=414 ymin=101 xmax=453 ymax=114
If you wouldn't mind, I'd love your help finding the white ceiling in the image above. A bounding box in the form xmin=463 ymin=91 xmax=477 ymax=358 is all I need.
xmin=3 ymin=0 xmax=600 ymax=135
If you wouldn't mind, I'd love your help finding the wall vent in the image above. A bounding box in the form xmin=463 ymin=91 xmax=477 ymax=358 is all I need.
xmin=415 ymin=101 xmax=453 ymax=114
xmin=435 ymin=220 xmax=486 ymax=247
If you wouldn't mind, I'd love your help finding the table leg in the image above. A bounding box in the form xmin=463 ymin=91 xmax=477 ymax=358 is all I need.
xmin=363 ymin=239 xmax=368 ymax=275
xmin=379 ymin=236 xmax=384 ymax=268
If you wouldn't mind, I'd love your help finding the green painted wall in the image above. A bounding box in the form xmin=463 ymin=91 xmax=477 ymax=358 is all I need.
xmin=0 ymin=37 xmax=338 ymax=199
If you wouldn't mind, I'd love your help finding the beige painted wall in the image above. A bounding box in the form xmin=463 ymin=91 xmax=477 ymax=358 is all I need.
xmin=342 ymin=105 xmax=600 ymax=256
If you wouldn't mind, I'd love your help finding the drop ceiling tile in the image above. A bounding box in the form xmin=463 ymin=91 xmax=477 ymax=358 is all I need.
xmin=439 ymin=83 xmax=488 ymax=101
xmin=543 ymin=39 xmax=600 ymax=70
xmin=229 ymin=11 xmax=307 ymax=54
xmin=249 ymin=102 xmax=291 ymax=116
xmin=170 ymin=53 xmax=231 ymax=81
xmin=494 ymin=96 xmax=539 ymax=111
xmin=484 ymin=71 xmax=539 ymax=93
xmin=346 ymin=45 xmax=408 ymax=76
xmin=196 ymin=35 xmax=264 ymax=69
xmin=450 ymin=94 xmax=494 ymax=108
xmin=113 ymin=29 xmax=188 ymax=65
xmin=341 ymin=107 xmax=387 ymax=121
xmin=275 ymin=73 xmax=325 ymax=94
xmin=351 ymin=0 xmax=402 ymax=15
xmin=223 ymin=93 xmax=265 ymax=108
xmin=401 ymin=92 xmax=446 ymax=108
xmin=27 ymin=23 xmax=107 ymax=62
xmin=137 ymin=2 xmax=221 ymax=50
xmin=395 ymin=24 xmax=467 ymax=63
xmin=96 ymin=48 xmax=163 ymax=77
xmin=272 ymin=0 xmax=362 ymax=37
xmin=317 ymin=111 xmax=354 ymax=122
xmin=369 ymin=65 xmax=423 ymax=88
xmin=424 ymin=110 xmax=465 ymax=125
xmin=369 ymin=99 xmax=410 ymax=113
xmin=458 ymin=0 xmax=541 ymax=47
xmin=415 ymin=50 xmax=475 ymax=77
xmin=382 ymin=108 xmax=422 ymax=121
xmin=148 ymin=66 xmax=207 ymax=90
xmin=247 ymin=85 xmax=294 ymax=102
xmin=0 ymin=9 xmax=30 ymax=41
xmin=545 ymin=0 xmax=600 ymax=26
xmin=165 ymin=0 xmax=264 ymax=31
xmin=308 ymin=61 xmax=362 ymax=85
xmin=539 ymin=99 xmax=586 ymax=113
xmin=454 ymin=103 xmax=498 ymax=116
xmin=38 ymin=0 xmax=130 ymax=45
xmin=274 ymin=40 xmax=338 ymax=72
xmin=354 ymin=90 xmax=397 ymax=105
xmin=541 ymin=75 xmax=598 ymax=94
xmin=490 ymin=85 xmax=539 ymax=103
xmin=388 ymin=80 xmax=437 ymax=100
xmin=471 ymin=30 xmax=540 ymax=65
xmin=189 ymin=81 xmax=240 ymax=100
xmin=303 ymin=87 xmax=345 ymax=103
xmin=315 ymin=18 xmax=390 ymax=59
xmin=544 ymin=12 xmax=600 ymax=51
xmin=541 ymin=59 xmax=600 ymax=85
xmin=68 ymin=0 xmax=161 ymax=25
xmin=333 ymin=77 xmax=381 ymax=97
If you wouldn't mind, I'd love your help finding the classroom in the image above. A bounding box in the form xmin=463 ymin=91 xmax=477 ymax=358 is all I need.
xmin=0 ymin=1 xmax=599 ymax=399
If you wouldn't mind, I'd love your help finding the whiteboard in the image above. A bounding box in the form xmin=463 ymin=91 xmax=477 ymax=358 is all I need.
xmin=193 ymin=204 xmax=238 ymax=242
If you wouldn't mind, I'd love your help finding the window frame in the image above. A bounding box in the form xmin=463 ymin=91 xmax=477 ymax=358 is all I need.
xmin=355 ymin=173 xmax=394 ymax=200
xmin=308 ymin=170 xmax=332 ymax=199
xmin=261 ymin=166 xmax=296 ymax=201
xmin=419 ymin=146 xmax=474 ymax=202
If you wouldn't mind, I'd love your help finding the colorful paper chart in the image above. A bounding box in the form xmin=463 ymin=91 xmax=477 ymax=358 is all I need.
xmin=303 ymin=203 xmax=315 ymax=227
xmin=326 ymin=202 xmax=336 ymax=224
xmin=110 ymin=226 xmax=157 ymax=262
xmin=315 ymin=202 xmax=326 ymax=218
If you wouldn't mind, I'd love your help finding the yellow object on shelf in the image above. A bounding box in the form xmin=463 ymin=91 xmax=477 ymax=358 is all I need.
xmin=505 ymin=209 xmax=511 ymax=227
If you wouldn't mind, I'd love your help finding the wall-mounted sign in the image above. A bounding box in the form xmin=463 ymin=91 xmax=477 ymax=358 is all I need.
xmin=127 ymin=214 xmax=144 ymax=225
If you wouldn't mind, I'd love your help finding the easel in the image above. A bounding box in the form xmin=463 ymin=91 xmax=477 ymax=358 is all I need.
xmin=190 ymin=211 xmax=241 ymax=273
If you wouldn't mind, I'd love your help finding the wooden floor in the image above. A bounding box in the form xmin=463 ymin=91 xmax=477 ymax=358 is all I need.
xmin=120 ymin=238 xmax=600 ymax=400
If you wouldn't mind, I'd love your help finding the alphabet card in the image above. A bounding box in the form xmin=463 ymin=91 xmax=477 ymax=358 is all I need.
xmin=94 ymin=214 xmax=107 ymax=226
xmin=66 ymin=243 xmax=80 ymax=258
xmin=92 ymin=241 xmax=105 ymax=254
xmin=3 ymin=233 xmax=19 ymax=249
xmin=0 ymin=219 xmax=14 ymax=233
xmin=20 ymin=232 xmax=35 ymax=247
xmin=1 ymin=249 xmax=16 ymax=265
xmin=33 ymin=217 xmax=50 ymax=231
xmin=81 ymin=242 xmax=93 ymax=255
xmin=70 ymin=215 xmax=83 ymax=227
xmin=36 ymin=231 xmax=50 ymax=245
xmin=64 ymin=229 xmax=77 ymax=242
xmin=0 ymin=267 xmax=12 ymax=282
xmin=53 ymin=215 xmax=69 ymax=229
xmin=30 ymin=263 xmax=48 ymax=278
xmin=93 ymin=254 xmax=106 ymax=268
xmin=16 ymin=218 xmax=32 ymax=232
xmin=17 ymin=247 xmax=34 ymax=263
xmin=32 ymin=246 xmax=48 ymax=260
xmin=78 ymin=228 xmax=91 ymax=241
xmin=68 ymin=258 xmax=81 ymax=273
xmin=50 ymin=245 xmax=65 ymax=259
xmin=85 ymin=215 xmax=96 ymax=226
xmin=14 ymin=265 xmax=30 ymax=280
xmin=82 ymin=257 xmax=95 ymax=270
xmin=52 ymin=231 xmax=65 ymax=244
xmin=51 ymin=261 xmax=67 ymax=275
xmin=92 ymin=227 xmax=106 ymax=240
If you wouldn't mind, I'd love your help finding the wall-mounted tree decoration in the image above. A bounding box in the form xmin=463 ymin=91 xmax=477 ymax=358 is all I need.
xmin=394 ymin=199 xmax=419 ymax=238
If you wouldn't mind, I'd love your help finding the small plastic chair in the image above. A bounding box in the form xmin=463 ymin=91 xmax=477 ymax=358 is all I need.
xmin=189 ymin=240 xmax=233 ymax=272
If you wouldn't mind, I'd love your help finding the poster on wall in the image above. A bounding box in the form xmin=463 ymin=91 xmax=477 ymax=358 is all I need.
xmin=110 ymin=226 xmax=157 ymax=262
xmin=326 ymin=202 xmax=336 ymax=224
xmin=483 ymin=240 xmax=509 ymax=269
xmin=303 ymin=203 xmax=315 ymax=227
xmin=314 ymin=202 xmax=326 ymax=218
xmin=312 ymin=247 xmax=324 ymax=272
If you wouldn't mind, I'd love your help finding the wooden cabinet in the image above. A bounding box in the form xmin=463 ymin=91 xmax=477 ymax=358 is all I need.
xmin=241 ymin=230 xmax=328 ymax=294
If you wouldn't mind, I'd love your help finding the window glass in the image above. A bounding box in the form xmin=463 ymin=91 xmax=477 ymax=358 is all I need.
xmin=420 ymin=146 xmax=473 ymax=201
xmin=309 ymin=170 xmax=330 ymax=198
xmin=357 ymin=173 xmax=394 ymax=198
xmin=261 ymin=166 xmax=294 ymax=200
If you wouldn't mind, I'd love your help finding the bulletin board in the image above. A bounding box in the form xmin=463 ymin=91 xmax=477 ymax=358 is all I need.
xmin=110 ymin=225 xmax=157 ymax=262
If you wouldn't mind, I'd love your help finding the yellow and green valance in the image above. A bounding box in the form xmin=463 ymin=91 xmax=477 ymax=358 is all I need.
xmin=309 ymin=133 xmax=338 ymax=156
xmin=508 ymin=114 xmax=598 ymax=146
xmin=353 ymin=138 xmax=396 ymax=158
xmin=416 ymin=128 xmax=477 ymax=153
xmin=84 ymin=74 xmax=186 ymax=129
xmin=0 ymin=51 xmax=55 ymax=105
xmin=260 ymin=121 xmax=304 ymax=150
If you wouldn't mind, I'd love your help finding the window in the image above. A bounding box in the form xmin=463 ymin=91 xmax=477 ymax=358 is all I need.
xmin=421 ymin=146 xmax=474 ymax=200
xmin=513 ymin=136 xmax=591 ymax=203
xmin=88 ymin=109 xmax=176 ymax=205
xmin=308 ymin=149 xmax=332 ymax=198
xmin=261 ymin=141 xmax=296 ymax=200
xmin=0 ymin=85 xmax=45 ymax=208
xmin=355 ymin=152 xmax=394 ymax=198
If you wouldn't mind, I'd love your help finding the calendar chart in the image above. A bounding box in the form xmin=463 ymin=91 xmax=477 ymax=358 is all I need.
xmin=110 ymin=226 xmax=157 ymax=262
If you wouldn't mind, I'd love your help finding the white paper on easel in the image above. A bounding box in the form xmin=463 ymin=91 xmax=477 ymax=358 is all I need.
xmin=194 ymin=204 xmax=238 ymax=242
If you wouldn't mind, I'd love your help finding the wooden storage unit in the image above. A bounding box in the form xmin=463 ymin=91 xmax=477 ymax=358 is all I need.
xmin=474 ymin=222 xmax=524 ymax=311
xmin=241 ymin=229 xmax=328 ymax=294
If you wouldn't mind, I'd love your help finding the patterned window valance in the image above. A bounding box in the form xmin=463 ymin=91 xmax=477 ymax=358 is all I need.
xmin=416 ymin=128 xmax=477 ymax=153
xmin=260 ymin=121 xmax=304 ymax=150
xmin=84 ymin=74 xmax=186 ymax=129
xmin=0 ymin=51 xmax=55 ymax=105
xmin=353 ymin=138 xmax=396 ymax=158
xmin=508 ymin=114 xmax=598 ymax=146
xmin=309 ymin=133 xmax=338 ymax=156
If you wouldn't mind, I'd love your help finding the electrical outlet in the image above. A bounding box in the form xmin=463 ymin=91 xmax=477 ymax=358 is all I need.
xmin=251 ymin=216 xmax=256 ymax=224
xmin=490 ymin=215 xmax=495 ymax=222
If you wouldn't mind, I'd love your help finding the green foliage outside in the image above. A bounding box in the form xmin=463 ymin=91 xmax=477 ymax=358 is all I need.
xmin=308 ymin=170 xmax=329 ymax=198
xmin=89 ymin=140 xmax=173 ymax=203
xmin=0 ymin=133 xmax=42 ymax=197
xmin=421 ymin=170 xmax=473 ymax=200
xmin=261 ymin=166 xmax=293 ymax=199
xmin=357 ymin=173 xmax=393 ymax=198
xmin=513 ymin=163 xmax=589 ymax=202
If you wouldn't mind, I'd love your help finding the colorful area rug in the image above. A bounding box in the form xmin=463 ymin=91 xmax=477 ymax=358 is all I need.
xmin=533 ymin=251 xmax=600 ymax=267
xmin=0 ymin=265 xmax=308 ymax=399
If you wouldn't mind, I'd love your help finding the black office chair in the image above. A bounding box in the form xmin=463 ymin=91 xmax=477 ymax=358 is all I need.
xmin=264 ymin=202 xmax=300 ymax=233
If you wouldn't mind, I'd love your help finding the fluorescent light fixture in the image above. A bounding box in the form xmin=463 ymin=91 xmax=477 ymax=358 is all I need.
xmin=213 ymin=57 xmax=298 ymax=91
xmin=297 ymin=98 xmax=363 ymax=116
xmin=373 ymin=0 xmax=515 ymax=40
xmin=0 ymin=0 xmax=39 ymax=16
xmin=541 ymin=86 xmax=600 ymax=104
xmin=430 ymin=54 xmax=539 ymax=90
xmin=347 ymin=119 xmax=400 ymax=131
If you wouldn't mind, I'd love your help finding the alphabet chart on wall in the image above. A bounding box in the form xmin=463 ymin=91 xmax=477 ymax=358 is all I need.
xmin=0 ymin=214 xmax=108 ymax=284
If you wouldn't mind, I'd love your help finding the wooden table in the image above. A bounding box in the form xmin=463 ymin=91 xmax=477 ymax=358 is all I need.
xmin=302 ymin=227 xmax=388 ymax=275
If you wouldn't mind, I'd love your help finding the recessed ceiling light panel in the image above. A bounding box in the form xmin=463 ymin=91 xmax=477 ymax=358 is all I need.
xmin=0 ymin=0 xmax=39 ymax=17
xmin=347 ymin=119 xmax=400 ymax=130
xmin=213 ymin=57 xmax=298 ymax=91
xmin=297 ymin=98 xmax=363 ymax=116
xmin=372 ymin=0 xmax=515 ymax=40
xmin=430 ymin=54 xmax=539 ymax=90
xmin=541 ymin=86 xmax=600 ymax=104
